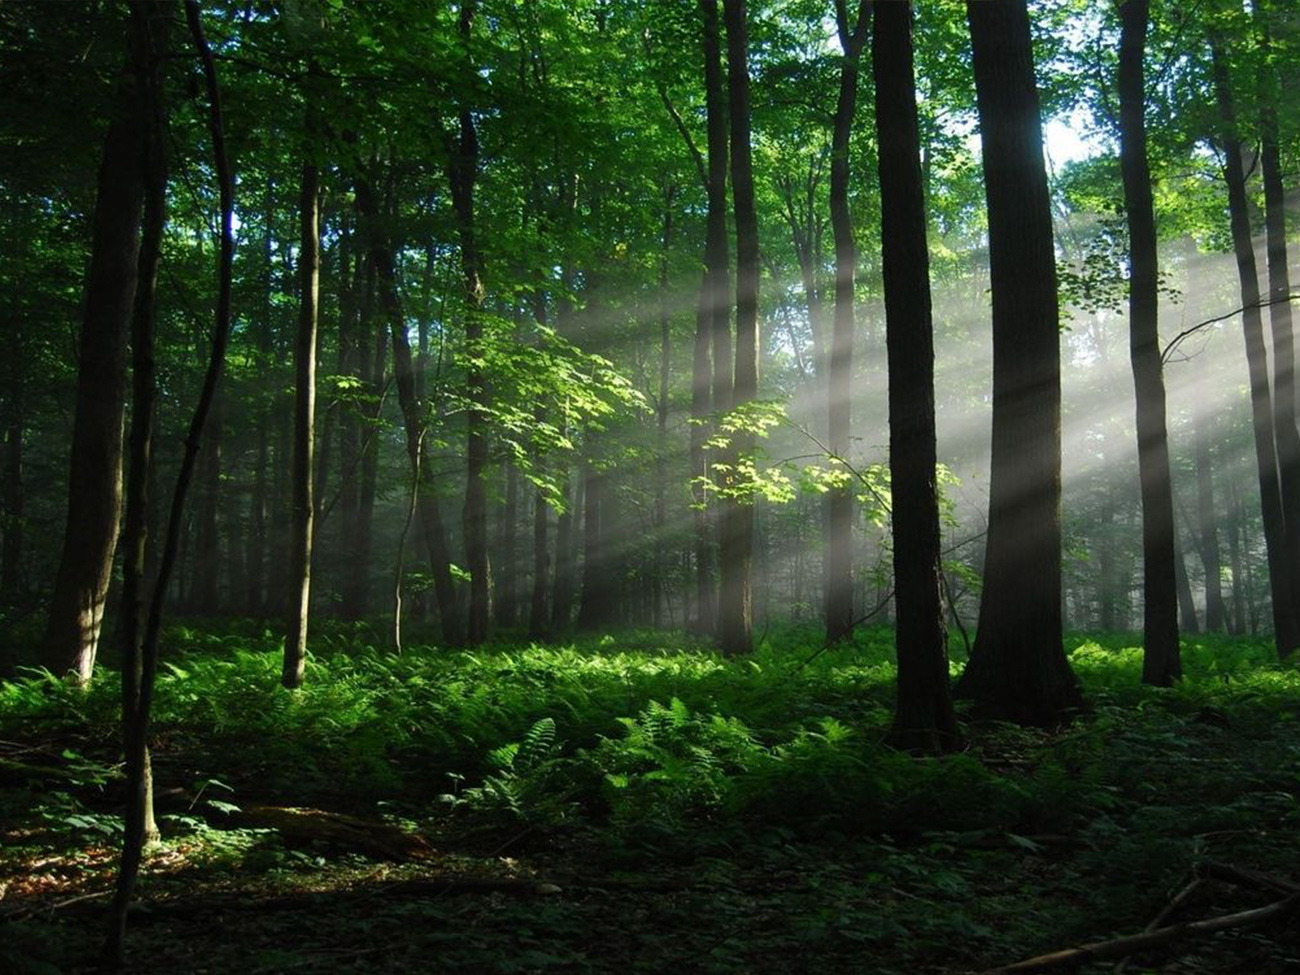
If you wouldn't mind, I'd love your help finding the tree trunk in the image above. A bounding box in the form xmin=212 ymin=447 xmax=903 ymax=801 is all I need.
xmin=191 ymin=388 xmax=222 ymax=614
xmin=654 ymin=190 xmax=674 ymax=628
xmin=1195 ymin=407 xmax=1227 ymax=631
xmin=1210 ymin=38 xmax=1299 ymax=657
xmin=872 ymin=0 xmax=959 ymax=752
xmin=823 ymin=0 xmax=869 ymax=644
xmin=282 ymin=144 xmax=319 ymax=689
xmin=1119 ymin=0 xmax=1180 ymax=684
xmin=42 ymin=0 xmax=155 ymax=681
xmin=954 ymin=0 xmax=1083 ymax=726
xmin=449 ymin=0 xmax=490 ymax=645
xmin=496 ymin=460 xmax=519 ymax=628
xmin=106 ymin=5 xmax=231 ymax=959
xmin=717 ymin=0 xmax=758 ymax=656
xmin=1174 ymin=534 xmax=1199 ymax=635
xmin=1256 ymin=2 xmax=1300 ymax=657
xmin=356 ymin=179 xmax=463 ymax=647
xmin=577 ymin=462 xmax=609 ymax=629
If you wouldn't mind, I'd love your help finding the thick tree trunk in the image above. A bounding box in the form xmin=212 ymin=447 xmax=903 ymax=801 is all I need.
xmin=717 ymin=0 xmax=758 ymax=656
xmin=954 ymin=0 xmax=1083 ymax=725
xmin=1119 ymin=0 xmax=1180 ymax=684
xmin=282 ymin=149 xmax=319 ymax=689
xmin=1210 ymin=39 xmax=1299 ymax=657
xmin=1257 ymin=7 xmax=1300 ymax=657
xmin=823 ymin=0 xmax=869 ymax=644
xmin=872 ymin=0 xmax=959 ymax=753
xmin=42 ymin=1 xmax=155 ymax=681
xmin=1195 ymin=408 xmax=1227 ymax=631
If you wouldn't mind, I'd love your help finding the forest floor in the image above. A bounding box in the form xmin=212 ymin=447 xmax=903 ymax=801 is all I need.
xmin=2 ymin=623 xmax=1299 ymax=974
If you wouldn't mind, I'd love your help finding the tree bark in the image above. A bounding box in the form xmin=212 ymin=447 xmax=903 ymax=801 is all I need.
xmin=1118 ymin=0 xmax=1180 ymax=684
xmin=717 ymin=0 xmax=758 ymax=656
xmin=1210 ymin=37 xmax=1299 ymax=656
xmin=824 ymin=0 xmax=870 ymax=644
xmin=282 ymin=138 xmax=320 ymax=688
xmin=496 ymin=460 xmax=519 ymax=627
xmin=654 ymin=190 xmax=674 ymax=628
xmin=41 ymin=0 xmax=155 ymax=681
xmin=872 ymin=0 xmax=959 ymax=752
xmin=577 ymin=462 xmax=610 ymax=629
xmin=106 ymin=4 xmax=231 ymax=960
xmin=1256 ymin=0 xmax=1300 ymax=657
xmin=449 ymin=0 xmax=491 ymax=645
xmin=356 ymin=179 xmax=464 ymax=647
xmin=954 ymin=0 xmax=1083 ymax=725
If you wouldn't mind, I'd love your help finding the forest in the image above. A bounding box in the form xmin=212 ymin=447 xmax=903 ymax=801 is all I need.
xmin=1 ymin=0 xmax=1299 ymax=971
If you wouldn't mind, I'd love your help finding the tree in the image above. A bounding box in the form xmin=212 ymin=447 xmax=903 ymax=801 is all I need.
xmin=872 ymin=0 xmax=959 ymax=752
xmin=282 ymin=104 xmax=320 ymax=689
xmin=40 ymin=0 xmax=157 ymax=682
xmin=823 ymin=0 xmax=870 ymax=644
xmin=716 ymin=0 xmax=758 ymax=656
xmin=1209 ymin=33 xmax=1299 ymax=658
xmin=954 ymin=0 xmax=1083 ymax=725
xmin=1118 ymin=0 xmax=1180 ymax=685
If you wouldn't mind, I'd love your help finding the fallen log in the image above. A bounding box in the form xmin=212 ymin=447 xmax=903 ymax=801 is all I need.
xmin=223 ymin=805 xmax=435 ymax=861
xmin=1197 ymin=860 xmax=1300 ymax=896
xmin=978 ymin=894 xmax=1300 ymax=974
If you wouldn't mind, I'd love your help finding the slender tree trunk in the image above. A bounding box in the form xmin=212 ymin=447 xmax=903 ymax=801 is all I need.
xmin=42 ymin=0 xmax=155 ymax=681
xmin=654 ymin=190 xmax=674 ymax=628
xmin=717 ymin=0 xmax=758 ymax=656
xmin=282 ymin=144 xmax=319 ymax=689
xmin=552 ymin=473 xmax=575 ymax=629
xmin=1227 ymin=480 xmax=1247 ymax=635
xmin=496 ymin=460 xmax=519 ymax=627
xmin=954 ymin=0 xmax=1082 ymax=725
xmin=1174 ymin=534 xmax=1199 ymax=634
xmin=450 ymin=0 xmax=490 ymax=644
xmin=1195 ymin=407 xmax=1227 ymax=631
xmin=1210 ymin=38 xmax=1299 ymax=656
xmin=824 ymin=0 xmax=870 ymax=644
xmin=577 ymin=462 xmax=608 ymax=629
xmin=872 ymin=0 xmax=959 ymax=752
xmin=245 ymin=183 xmax=274 ymax=617
xmin=192 ymin=389 xmax=222 ymax=614
xmin=356 ymin=180 xmax=463 ymax=646
xmin=106 ymin=5 xmax=230 ymax=959
xmin=1119 ymin=0 xmax=1180 ymax=684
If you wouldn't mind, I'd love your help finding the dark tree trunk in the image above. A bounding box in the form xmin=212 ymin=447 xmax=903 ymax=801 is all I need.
xmin=690 ymin=0 xmax=729 ymax=635
xmin=872 ymin=0 xmax=959 ymax=753
xmin=283 ymin=143 xmax=319 ymax=689
xmin=449 ymin=0 xmax=491 ymax=645
xmin=552 ymin=473 xmax=575 ymax=629
xmin=42 ymin=1 xmax=155 ymax=681
xmin=717 ymin=0 xmax=758 ymax=656
xmin=1210 ymin=39 xmax=1299 ymax=657
xmin=106 ymin=5 xmax=231 ymax=959
xmin=954 ymin=0 xmax=1083 ymax=725
xmin=824 ymin=0 xmax=870 ymax=644
xmin=1195 ymin=407 xmax=1227 ymax=631
xmin=343 ymin=258 xmax=380 ymax=620
xmin=356 ymin=179 xmax=464 ymax=647
xmin=1227 ymin=481 xmax=1247 ymax=636
xmin=1119 ymin=0 xmax=1180 ymax=684
xmin=1257 ymin=3 xmax=1300 ymax=657
xmin=246 ymin=183 xmax=275 ymax=618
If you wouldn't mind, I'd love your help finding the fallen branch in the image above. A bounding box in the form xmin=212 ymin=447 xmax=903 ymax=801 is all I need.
xmin=1113 ymin=875 xmax=1203 ymax=974
xmin=1197 ymin=860 xmax=1300 ymax=896
xmin=978 ymin=894 xmax=1300 ymax=973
